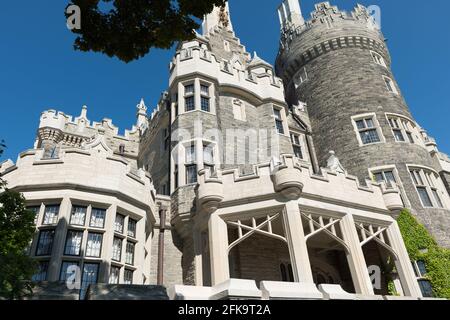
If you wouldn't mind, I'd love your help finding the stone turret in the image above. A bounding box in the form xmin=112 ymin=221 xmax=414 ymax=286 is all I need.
xmin=276 ymin=1 xmax=450 ymax=248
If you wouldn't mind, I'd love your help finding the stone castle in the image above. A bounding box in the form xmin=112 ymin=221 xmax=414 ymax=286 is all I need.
xmin=1 ymin=1 xmax=449 ymax=300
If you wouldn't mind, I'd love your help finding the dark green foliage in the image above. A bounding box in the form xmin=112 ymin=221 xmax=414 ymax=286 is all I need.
xmin=0 ymin=141 xmax=37 ymax=299
xmin=66 ymin=0 xmax=226 ymax=63
xmin=397 ymin=209 xmax=450 ymax=299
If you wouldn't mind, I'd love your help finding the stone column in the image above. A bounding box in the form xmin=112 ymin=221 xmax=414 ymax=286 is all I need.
xmin=386 ymin=222 xmax=422 ymax=298
xmin=340 ymin=214 xmax=375 ymax=295
xmin=282 ymin=201 xmax=314 ymax=283
xmin=208 ymin=214 xmax=230 ymax=285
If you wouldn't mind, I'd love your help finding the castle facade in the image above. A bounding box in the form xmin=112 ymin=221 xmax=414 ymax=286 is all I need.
xmin=1 ymin=1 xmax=449 ymax=300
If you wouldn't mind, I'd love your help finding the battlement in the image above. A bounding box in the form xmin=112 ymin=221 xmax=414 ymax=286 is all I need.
xmin=37 ymin=105 xmax=147 ymax=160
xmin=277 ymin=2 xmax=385 ymax=63
xmin=39 ymin=106 xmax=141 ymax=141
xmin=197 ymin=154 xmax=403 ymax=215
xmin=169 ymin=39 xmax=285 ymax=104
xmin=0 ymin=147 xmax=157 ymax=216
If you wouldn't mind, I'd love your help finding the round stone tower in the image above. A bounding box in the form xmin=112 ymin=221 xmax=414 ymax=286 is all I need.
xmin=276 ymin=1 xmax=450 ymax=247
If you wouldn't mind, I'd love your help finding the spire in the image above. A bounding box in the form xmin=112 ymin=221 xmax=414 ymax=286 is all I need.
xmin=278 ymin=0 xmax=305 ymax=30
xmin=136 ymin=98 xmax=148 ymax=130
xmin=202 ymin=2 xmax=234 ymax=35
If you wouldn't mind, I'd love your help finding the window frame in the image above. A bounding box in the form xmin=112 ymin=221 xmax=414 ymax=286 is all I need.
xmin=290 ymin=132 xmax=304 ymax=160
xmin=70 ymin=205 xmax=87 ymax=226
xmin=370 ymin=50 xmax=387 ymax=68
xmin=124 ymin=269 xmax=134 ymax=285
xmin=85 ymin=232 xmax=103 ymax=258
xmin=89 ymin=207 xmax=106 ymax=229
xmin=109 ymin=266 xmax=121 ymax=284
xmin=387 ymin=114 xmax=418 ymax=145
xmin=60 ymin=261 xmax=80 ymax=282
xmin=352 ymin=113 xmax=385 ymax=146
xmin=36 ymin=229 xmax=55 ymax=256
xmin=112 ymin=237 xmax=123 ymax=262
xmin=383 ymin=76 xmax=399 ymax=94
xmin=64 ymin=230 xmax=84 ymax=257
xmin=42 ymin=204 xmax=60 ymax=226
xmin=408 ymin=166 xmax=447 ymax=209
xmin=411 ymin=260 xmax=434 ymax=298
xmin=32 ymin=260 xmax=50 ymax=282
xmin=125 ymin=241 xmax=135 ymax=266
xmin=127 ymin=218 xmax=137 ymax=238
xmin=273 ymin=106 xmax=287 ymax=136
xmin=114 ymin=214 xmax=125 ymax=234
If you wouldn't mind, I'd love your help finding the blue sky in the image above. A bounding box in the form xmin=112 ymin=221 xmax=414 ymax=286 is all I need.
xmin=0 ymin=0 xmax=449 ymax=162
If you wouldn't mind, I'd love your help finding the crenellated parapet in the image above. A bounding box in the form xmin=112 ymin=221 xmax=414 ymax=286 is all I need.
xmin=169 ymin=38 xmax=286 ymax=104
xmin=196 ymin=154 xmax=404 ymax=216
xmin=0 ymin=146 xmax=157 ymax=213
xmin=276 ymin=2 xmax=388 ymax=82
xmin=37 ymin=105 xmax=145 ymax=159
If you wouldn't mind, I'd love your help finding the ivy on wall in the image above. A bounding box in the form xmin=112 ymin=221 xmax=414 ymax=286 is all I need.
xmin=396 ymin=209 xmax=450 ymax=299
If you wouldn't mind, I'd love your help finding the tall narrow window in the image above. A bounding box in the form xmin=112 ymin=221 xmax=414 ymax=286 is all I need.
xmin=203 ymin=144 xmax=214 ymax=170
xmin=184 ymin=84 xmax=195 ymax=112
xmin=32 ymin=261 xmax=49 ymax=282
xmin=115 ymin=214 xmax=125 ymax=234
xmin=200 ymin=84 xmax=210 ymax=112
xmin=109 ymin=266 xmax=120 ymax=284
xmin=86 ymin=233 xmax=103 ymax=258
xmin=60 ymin=261 xmax=79 ymax=282
xmin=90 ymin=208 xmax=106 ymax=228
xmin=80 ymin=264 xmax=99 ymax=299
xmin=290 ymin=134 xmax=303 ymax=159
xmin=42 ymin=205 xmax=59 ymax=225
xmin=185 ymin=144 xmax=196 ymax=163
xmin=388 ymin=118 xmax=405 ymax=142
xmin=410 ymin=169 xmax=434 ymax=208
xmin=412 ymin=260 xmax=434 ymax=298
xmin=384 ymin=76 xmax=398 ymax=94
xmin=273 ymin=108 xmax=285 ymax=135
xmin=186 ymin=143 xmax=197 ymax=184
xmin=28 ymin=206 xmax=40 ymax=225
xmin=70 ymin=206 xmax=87 ymax=226
xmin=354 ymin=116 xmax=381 ymax=145
xmin=371 ymin=51 xmax=386 ymax=67
xmin=388 ymin=116 xmax=417 ymax=144
xmin=125 ymin=242 xmax=135 ymax=265
xmin=112 ymin=237 xmax=122 ymax=262
xmin=295 ymin=67 xmax=308 ymax=87
xmin=174 ymin=164 xmax=179 ymax=190
xmin=124 ymin=269 xmax=133 ymax=285
xmin=64 ymin=231 xmax=83 ymax=256
xmin=186 ymin=164 xmax=198 ymax=184
xmin=36 ymin=230 xmax=55 ymax=256
xmin=128 ymin=219 xmax=137 ymax=238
